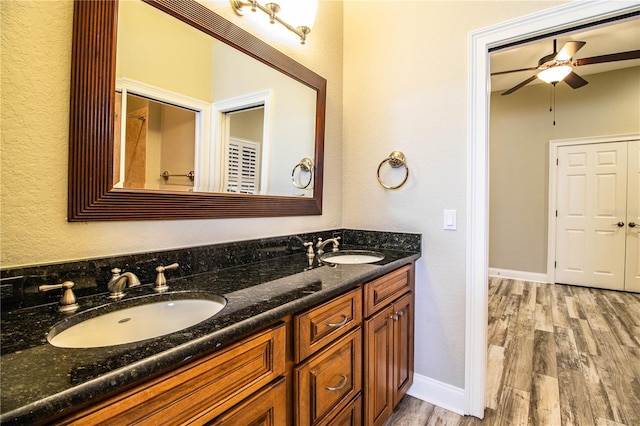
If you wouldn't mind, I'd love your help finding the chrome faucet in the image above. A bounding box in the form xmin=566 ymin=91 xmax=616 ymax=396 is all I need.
xmin=107 ymin=268 xmax=140 ymax=299
xmin=316 ymin=236 xmax=341 ymax=255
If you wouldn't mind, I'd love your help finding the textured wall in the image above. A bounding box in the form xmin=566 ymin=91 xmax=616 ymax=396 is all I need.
xmin=342 ymin=0 xmax=567 ymax=390
xmin=490 ymin=67 xmax=640 ymax=273
xmin=0 ymin=0 xmax=343 ymax=268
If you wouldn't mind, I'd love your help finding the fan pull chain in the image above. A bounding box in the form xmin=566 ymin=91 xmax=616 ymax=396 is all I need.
xmin=549 ymin=83 xmax=557 ymax=126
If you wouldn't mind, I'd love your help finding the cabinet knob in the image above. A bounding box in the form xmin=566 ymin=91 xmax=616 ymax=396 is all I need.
xmin=396 ymin=310 xmax=404 ymax=317
xmin=390 ymin=314 xmax=399 ymax=321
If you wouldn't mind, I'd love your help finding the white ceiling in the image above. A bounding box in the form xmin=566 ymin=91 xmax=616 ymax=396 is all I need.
xmin=490 ymin=16 xmax=640 ymax=93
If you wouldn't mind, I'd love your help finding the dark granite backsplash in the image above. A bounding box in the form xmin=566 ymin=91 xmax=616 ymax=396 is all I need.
xmin=0 ymin=229 xmax=420 ymax=310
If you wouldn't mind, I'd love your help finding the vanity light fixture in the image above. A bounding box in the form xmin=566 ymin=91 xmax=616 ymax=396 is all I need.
xmin=230 ymin=0 xmax=317 ymax=44
xmin=537 ymin=65 xmax=572 ymax=84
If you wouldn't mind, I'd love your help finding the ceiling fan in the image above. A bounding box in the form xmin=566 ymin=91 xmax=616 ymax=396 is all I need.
xmin=492 ymin=39 xmax=640 ymax=96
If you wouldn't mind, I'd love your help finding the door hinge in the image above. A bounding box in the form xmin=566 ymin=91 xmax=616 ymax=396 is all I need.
xmin=556 ymin=210 xmax=558 ymax=217
xmin=556 ymin=158 xmax=559 ymax=166
xmin=554 ymin=261 xmax=557 ymax=268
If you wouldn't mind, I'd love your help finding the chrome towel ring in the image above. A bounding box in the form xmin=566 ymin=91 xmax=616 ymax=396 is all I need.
xmin=377 ymin=151 xmax=409 ymax=190
xmin=292 ymin=157 xmax=314 ymax=189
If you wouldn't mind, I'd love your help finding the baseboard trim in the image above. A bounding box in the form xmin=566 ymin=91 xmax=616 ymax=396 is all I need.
xmin=407 ymin=373 xmax=466 ymax=415
xmin=488 ymin=268 xmax=548 ymax=283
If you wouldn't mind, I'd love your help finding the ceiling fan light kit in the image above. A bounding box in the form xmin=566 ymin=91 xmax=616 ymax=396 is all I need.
xmin=493 ymin=39 xmax=640 ymax=96
xmin=537 ymin=65 xmax=572 ymax=83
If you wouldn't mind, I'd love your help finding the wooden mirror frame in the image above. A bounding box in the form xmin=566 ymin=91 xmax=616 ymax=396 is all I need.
xmin=68 ymin=0 xmax=326 ymax=221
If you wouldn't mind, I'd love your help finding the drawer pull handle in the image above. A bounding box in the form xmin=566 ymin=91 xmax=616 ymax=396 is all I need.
xmin=325 ymin=374 xmax=348 ymax=391
xmin=326 ymin=314 xmax=348 ymax=327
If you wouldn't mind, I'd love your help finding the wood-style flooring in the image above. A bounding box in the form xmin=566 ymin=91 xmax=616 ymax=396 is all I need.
xmin=384 ymin=277 xmax=640 ymax=425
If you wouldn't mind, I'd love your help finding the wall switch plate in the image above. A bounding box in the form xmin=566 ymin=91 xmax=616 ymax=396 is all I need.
xmin=444 ymin=209 xmax=457 ymax=230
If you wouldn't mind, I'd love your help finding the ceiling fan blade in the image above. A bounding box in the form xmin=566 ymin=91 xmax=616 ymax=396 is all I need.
xmin=555 ymin=41 xmax=586 ymax=62
xmin=501 ymin=75 xmax=538 ymax=96
xmin=574 ymin=49 xmax=640 ymax=66
xmin=563 ymin=71 xmax=588 ymax=89
xmin=491 ymin=66 xmax=538 ymax=76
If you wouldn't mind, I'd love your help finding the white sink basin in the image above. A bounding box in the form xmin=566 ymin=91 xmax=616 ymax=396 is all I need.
xmin=48 ymin=294 xmax=226 ymax=348
xmin=320 ymin=250 xmax=385 ymax=265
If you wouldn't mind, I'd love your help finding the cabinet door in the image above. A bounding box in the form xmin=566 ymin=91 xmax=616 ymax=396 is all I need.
xmin=208 ymin=377 xmax=287 ymax=426
xmin=59 ymin=324 xmax=286 ymax=425
xmin=392 ymin=292 xmax=414 ymax=407
xmin=364 ymin=307 xmax=393 ymax=426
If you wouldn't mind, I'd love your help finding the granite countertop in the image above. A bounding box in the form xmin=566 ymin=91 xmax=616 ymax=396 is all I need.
xmin=0 ymin=247 xmax=419 ymax=425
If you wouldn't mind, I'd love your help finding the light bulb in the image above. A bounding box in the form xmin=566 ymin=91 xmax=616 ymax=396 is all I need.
xmin=537 ymin=65 xmax=572 ymax=83
xmin=277 ymin=0 xmax=317 ymax=29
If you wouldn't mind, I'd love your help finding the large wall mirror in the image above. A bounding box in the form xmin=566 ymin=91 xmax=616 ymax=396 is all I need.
xmin=68 ymin=0 xmax=326 ymax=221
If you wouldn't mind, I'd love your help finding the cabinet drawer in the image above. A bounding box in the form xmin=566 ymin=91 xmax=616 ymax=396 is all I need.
xmin=207 ymin=377 xmax=287 ymax=425
xmin=295 ymin=327 xmax=362 ymax=426
xmin=295 ymin=287 xmax=362 ymax=363
xmin=364 ymin=265 xmax=413 ymax=317
xmin=59 ymin=323 xmax=286 ymax=426
xmin=319 ymin=393 xmax=362 ymax=426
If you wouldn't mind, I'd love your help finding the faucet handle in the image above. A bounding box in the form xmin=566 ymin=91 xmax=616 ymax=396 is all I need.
xmin=303 ymin=242 xmax=314 ymax=257
xmin=332 ymin=236 xmax=341 ymax=252
xmin=154 ymin=263 xmax=179 ymax=293
xmin=110 ymin=267 xmax=122 ymax=277
xmin=39 ymin=281 xmax=79 ymax=314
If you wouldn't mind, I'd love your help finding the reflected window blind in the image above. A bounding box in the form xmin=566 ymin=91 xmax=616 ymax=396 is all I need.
xmin=226 ymin=139 xmax=260 ymax=194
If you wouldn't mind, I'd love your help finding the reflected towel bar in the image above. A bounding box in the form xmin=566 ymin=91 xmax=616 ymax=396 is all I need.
xmin=160 ymin=171 xmax=195 ymax=181
xmin=291 ymin=158 xmax=314 ymax=189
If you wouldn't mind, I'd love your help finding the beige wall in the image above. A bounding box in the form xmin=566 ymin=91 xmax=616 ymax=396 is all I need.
xmin=0 ymin=0 xmax=343 ymax=267
xmin=343 ymin=0 xmax=567 ymax=389
xmin=117 ymin=0 xmax=214 ymax=102
xmin=490 ymin=67 xmax=640 ymax=273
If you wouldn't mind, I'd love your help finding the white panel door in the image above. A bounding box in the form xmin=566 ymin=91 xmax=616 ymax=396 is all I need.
xmin=556 ymin=142 xmax=628 ymax=290
xmin=625 ymin=140 xmax=640 ymax=292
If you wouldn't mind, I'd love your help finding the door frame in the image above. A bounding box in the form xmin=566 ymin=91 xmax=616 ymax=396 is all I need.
xmin=466 ymin=1 xmax=640 ymax=417
xmin=547 ymin=134 xmax=640 ymax=285
xmin=211 ymin=89 xmax=273 ymax=193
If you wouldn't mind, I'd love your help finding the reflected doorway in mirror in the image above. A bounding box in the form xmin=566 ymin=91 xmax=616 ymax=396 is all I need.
xmin=114 ymin=78 xmax=210 ymax=192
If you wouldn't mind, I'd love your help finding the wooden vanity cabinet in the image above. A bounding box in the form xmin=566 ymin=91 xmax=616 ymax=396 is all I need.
xmin=48 ymin=264 xmax=415 ymax=426
xmin=363 ymin=265 xmax=415 ymax=426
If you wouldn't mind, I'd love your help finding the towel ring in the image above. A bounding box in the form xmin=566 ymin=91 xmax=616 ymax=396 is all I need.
xmin=292 ymin=158 xmax=314 ymax=189
xmin=377 ymin=151 xmax=409 ymax=190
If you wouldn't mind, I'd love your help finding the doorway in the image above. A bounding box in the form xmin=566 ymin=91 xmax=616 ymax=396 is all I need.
xmin=467 ymin=2 xmax=640 ymax=417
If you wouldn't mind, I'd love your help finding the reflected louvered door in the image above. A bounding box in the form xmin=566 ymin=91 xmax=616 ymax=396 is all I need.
xmin=225 ymin=138 xmax=260 ymax=194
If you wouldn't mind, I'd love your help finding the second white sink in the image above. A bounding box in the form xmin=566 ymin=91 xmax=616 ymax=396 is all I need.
xmin=320 ymin=250 xmax=385 ymax=265
xmin=48 ymin=294 xmax=226 ymax=349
